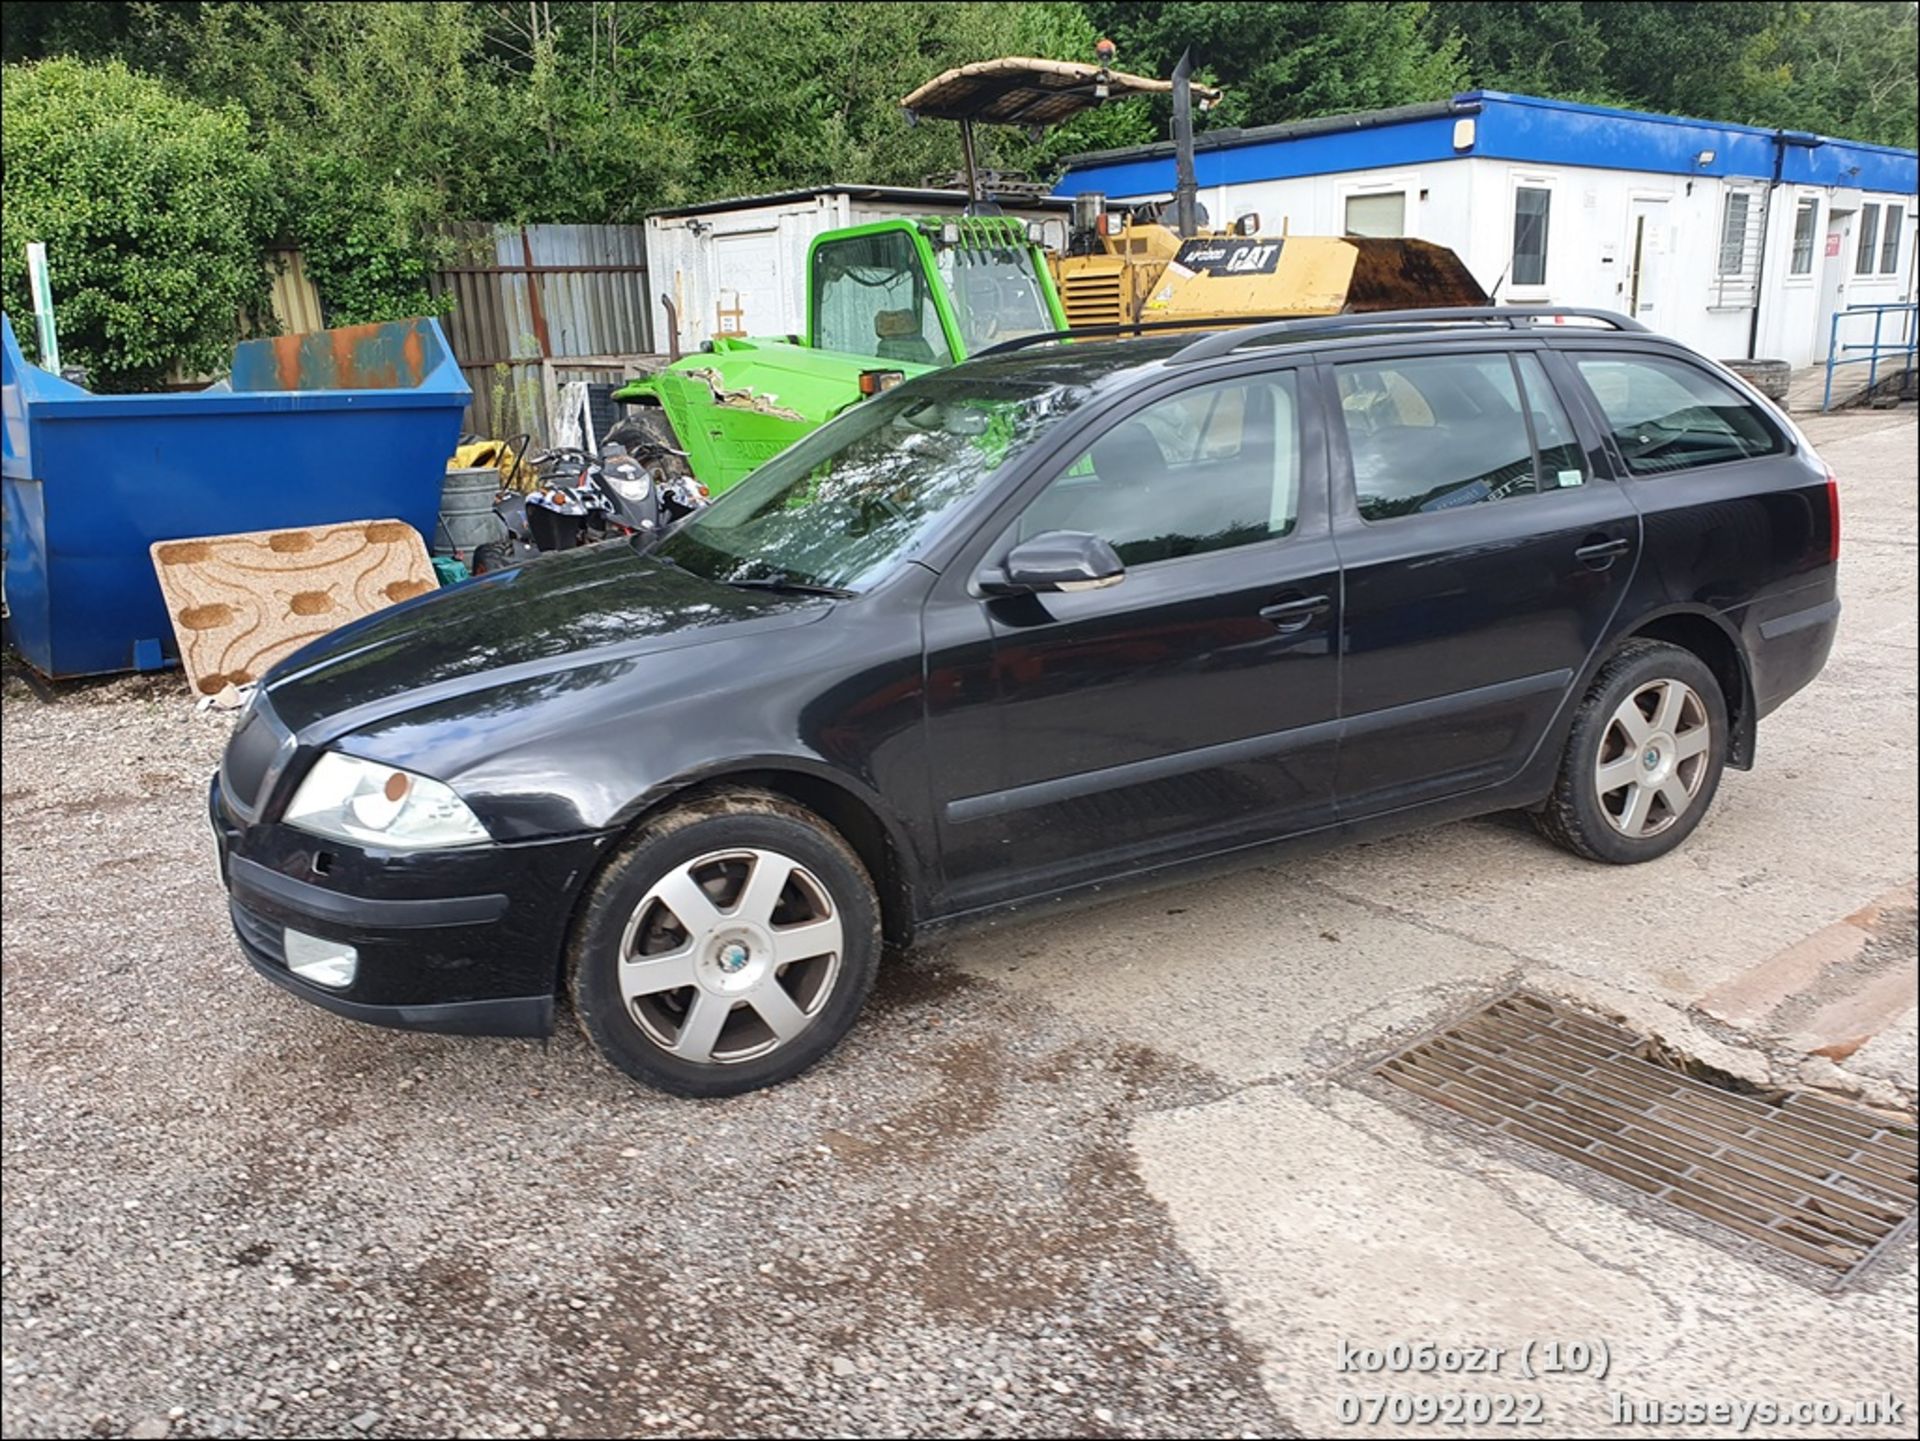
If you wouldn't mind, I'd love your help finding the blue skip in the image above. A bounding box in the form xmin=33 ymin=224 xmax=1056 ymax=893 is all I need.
xmin=2 ymin=314 xmax=470 ymax=679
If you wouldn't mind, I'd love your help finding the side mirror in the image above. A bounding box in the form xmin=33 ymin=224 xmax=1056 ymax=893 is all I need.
xmin=981 ymin=530 xmax=1126 ymax=596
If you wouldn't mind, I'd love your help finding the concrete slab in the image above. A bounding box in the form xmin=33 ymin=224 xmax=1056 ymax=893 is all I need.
xmin=1697 ymin=918 xmax=1872 ymax=1027
xmin=1131 ymin=1084 xmax=1920 ymax=1439
xmin=931 ymin=869 xmax=1519 ymax=1085
xmin=1793 ymin=964 xmax=1920 ymax=1061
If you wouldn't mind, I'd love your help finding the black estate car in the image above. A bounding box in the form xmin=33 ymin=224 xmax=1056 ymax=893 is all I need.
xmin=211 ymin=308 xmax=1841 ymax=1096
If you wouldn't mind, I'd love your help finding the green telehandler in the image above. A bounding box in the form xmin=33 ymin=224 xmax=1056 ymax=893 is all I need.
xmin=606 ymin=214 xmax=1066 ymax=494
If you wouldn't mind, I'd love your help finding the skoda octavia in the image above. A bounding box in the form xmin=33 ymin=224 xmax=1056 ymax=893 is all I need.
xmin=211 ymin=309 xmax=1840 ymax=1096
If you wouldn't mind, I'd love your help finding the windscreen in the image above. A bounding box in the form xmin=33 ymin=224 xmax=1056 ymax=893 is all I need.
xmin=935 ymin=243 xmax=1054 ymax=356
xmin=653 ymin=371 xmax=1096 ymax=593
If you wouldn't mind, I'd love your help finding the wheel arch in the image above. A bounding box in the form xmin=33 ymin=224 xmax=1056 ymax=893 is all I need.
xmin=1614 ymin=607 xmax=1756 ymax=769
xmin=590 ymin=761 xmax=920 ymax=959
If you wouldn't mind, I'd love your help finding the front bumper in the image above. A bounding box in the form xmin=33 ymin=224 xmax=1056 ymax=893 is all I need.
xmin=210 ymin=775 xmax=612 ymax=1037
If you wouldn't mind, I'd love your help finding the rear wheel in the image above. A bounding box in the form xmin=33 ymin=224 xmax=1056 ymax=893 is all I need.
xmin=469 ymin=539 xmax=515 ymax=575
xmin=1535 ymin=640 xmax=1727 ymax=864
xmin=568 ymin=791 xmax=881 ymax=1097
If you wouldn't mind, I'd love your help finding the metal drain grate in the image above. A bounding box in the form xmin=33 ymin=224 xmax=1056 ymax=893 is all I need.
xmin=1375 ymin=993 xmax=1919 ymax=1285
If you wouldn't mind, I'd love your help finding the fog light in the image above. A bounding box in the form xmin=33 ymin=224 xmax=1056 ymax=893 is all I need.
xmin=284 ymin=928 xmax=358 ymax=989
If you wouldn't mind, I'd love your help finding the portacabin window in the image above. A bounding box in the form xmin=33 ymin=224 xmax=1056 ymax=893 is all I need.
xmin=1789 ymin=197 xmax=1819 ymax=277
xmin=1345 ymin=191 xmax=1407 ymax=238
xmin=1879 ymin=208 xmax=1906 ymax=275
xmin=1717 ymin=191 xmax=1753 ymax=276
xmin=1855 ymin=203 xmax=1882 ymax=276
xmin=1511 ymin=187 xmax=1551 ymax=287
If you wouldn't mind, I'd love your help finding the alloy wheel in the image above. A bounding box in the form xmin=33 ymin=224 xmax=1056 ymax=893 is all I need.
xmin=1593 ymin=678 xmax=1712 ymax=839
xmin=617 ymin=848 xmax=843 ymax=1064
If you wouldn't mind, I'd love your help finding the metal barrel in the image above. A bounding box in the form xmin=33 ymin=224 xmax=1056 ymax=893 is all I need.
xmin=436 ymin=466 xmax=504 ymax=554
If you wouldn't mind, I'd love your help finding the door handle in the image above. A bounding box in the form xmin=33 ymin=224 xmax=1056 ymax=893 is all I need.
xmin=1259 ymin=593 xmax=1330 ymax=631
xmin=1574 ymin=535 xmax=1630 ymax=570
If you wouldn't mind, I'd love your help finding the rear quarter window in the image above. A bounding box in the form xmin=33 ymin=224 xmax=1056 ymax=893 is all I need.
xmin=1572 ymin=352 xmax=1784 ymax=476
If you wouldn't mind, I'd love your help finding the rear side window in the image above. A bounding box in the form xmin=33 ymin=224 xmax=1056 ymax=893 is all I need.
xmin=1335 ymin=352 xmax=1587 ymax=522
xmin=1571 ymin=353 xmax=1784 ymax=475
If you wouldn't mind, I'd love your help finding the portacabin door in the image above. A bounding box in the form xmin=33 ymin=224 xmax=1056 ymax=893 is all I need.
xmin=1324 ymin=343 xmax=1641 ymax=815
xmin=923 ymin=362 xmax=1342 ymax=912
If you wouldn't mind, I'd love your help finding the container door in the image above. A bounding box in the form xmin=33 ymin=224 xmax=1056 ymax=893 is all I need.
xmin=708 ymin=228 xmax=784 ymax=339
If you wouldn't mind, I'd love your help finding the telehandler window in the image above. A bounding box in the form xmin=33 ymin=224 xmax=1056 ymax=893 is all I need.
xmin=812 ymin=231 xmax=953 ymax=367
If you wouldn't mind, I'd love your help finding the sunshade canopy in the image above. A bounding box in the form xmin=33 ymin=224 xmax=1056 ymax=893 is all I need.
xmin=901 ymin=57 xmax=1222 ymax=128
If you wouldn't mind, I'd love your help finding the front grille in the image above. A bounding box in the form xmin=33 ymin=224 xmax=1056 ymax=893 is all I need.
xmin=1374 ymin=993 xmax=1918 ymax=1287
xmin=230 ymin=900 xmax=285 ymax=965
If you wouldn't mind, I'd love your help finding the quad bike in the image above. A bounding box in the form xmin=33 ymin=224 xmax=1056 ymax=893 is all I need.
xmin=484 ymin=444 xmax=706 ymax=570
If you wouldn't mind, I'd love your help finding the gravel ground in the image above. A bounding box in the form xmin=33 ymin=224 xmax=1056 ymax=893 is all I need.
xmin=1 ymin=670 xmax=1290 ymax=1441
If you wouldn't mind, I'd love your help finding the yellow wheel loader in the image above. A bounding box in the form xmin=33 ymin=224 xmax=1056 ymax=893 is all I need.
xmin=901 ymin=51 xmax=1488 ymax=332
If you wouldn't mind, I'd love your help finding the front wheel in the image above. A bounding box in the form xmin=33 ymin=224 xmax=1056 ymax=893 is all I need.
xmin=568 ymin=791 xmax=881 ymax=1097
xmin=603 ymin=408 xmax=689 ymax=479
xmin=1534 ymin=640 xmax=1727 ymax=864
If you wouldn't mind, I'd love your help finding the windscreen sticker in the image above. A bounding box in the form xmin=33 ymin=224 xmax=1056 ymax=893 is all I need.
xmin=1173 ymin=238 xmax=1284 ymax=276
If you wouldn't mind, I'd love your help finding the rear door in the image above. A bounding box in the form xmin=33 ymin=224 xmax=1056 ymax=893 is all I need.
xmin=1559 ymin=345 xmax=1836 ymax=715
xmin=1325 ymin=342 xmax=1641 ymax=814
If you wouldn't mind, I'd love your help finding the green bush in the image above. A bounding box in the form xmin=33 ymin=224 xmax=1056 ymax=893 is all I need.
xmin=0 ymin=57 xmax=277 ymax=389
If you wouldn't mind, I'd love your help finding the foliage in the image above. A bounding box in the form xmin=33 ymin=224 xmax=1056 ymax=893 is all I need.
xmin=1431 ymin=1 xmax=1919 ymax=149
xmin=2 ymin=1 xmax=1913 ymax=376
xmin=0 ymin=56 xmax=275 ymax=389
xmin=1088 ymin=2 xmax=1467 ymax=130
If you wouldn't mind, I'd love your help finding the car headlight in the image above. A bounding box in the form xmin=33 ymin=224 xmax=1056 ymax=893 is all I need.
xmin=284 ymin=752 xmax=490 ymax=849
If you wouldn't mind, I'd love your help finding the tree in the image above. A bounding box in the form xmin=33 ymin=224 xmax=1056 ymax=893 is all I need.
xmin=1087 ymin=2 xmax=1466 ymax=130
xmin=1435 ymin=1 xmax=1918 ymax=148
xmin=0 ymin=57 xmax=275 ymax=388
xmin=1768 ymin=1 xmax=1919 ymax=149
xmin=1428 ymin=1 xmax=1618 ymax=103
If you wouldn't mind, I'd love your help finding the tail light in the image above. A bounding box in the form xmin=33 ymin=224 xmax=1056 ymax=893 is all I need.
xmin=1826 ymin=468 xmax=1841 ymax=564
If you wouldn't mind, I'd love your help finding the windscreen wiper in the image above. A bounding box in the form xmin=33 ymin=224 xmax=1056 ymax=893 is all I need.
xmin=722 ymin=573 xmax=857 ymax=599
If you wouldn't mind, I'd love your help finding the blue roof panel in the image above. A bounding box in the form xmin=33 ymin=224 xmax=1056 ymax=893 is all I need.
xmin=1055 ymin=91 xmax=1918 ymax=199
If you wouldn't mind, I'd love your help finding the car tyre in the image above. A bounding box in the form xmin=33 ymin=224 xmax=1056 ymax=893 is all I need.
xmin=470 ymin=539 xmax=515 ymax=575
xmin=1535 ymin=639 xmax=1728 ymax=864
xmin=568 ymin=789 xmax=881 ymax=1097
xmin=603 ymin=408 xmax=689 ymax=479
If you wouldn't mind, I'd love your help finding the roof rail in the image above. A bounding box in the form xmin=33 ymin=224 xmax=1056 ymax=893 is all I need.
xmin=970 ymin=305 xmax=1647 ymax=364
xmin=1168 ymin=306 xmax=1647 ymax=366
xmin=969 ymin=313 xmax=1318 ymax=360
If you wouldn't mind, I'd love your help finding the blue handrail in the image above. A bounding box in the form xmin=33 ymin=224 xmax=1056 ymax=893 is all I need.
xmin=1823 ymin=302 xmax=1918 ymax=411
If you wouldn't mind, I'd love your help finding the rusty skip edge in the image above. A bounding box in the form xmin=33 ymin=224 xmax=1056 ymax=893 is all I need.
xmin=250 ymin=319 xmax=432 ymax=393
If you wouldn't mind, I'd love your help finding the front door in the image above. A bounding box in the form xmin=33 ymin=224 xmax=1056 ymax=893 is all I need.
xmin=1326 ymin=344 xmax=1641 ymax=814
xmin=924 ymin=365 xmax=1342 ymax=910
xmin=1626 ymin=198 xmax=1670 ymax=326
xmin=1815 ymin=213 xmax=1855 ymax=361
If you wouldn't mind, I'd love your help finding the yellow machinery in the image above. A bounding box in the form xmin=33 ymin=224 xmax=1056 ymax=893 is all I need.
xmin=902 ymin=54 xmax=1488 ymax=332
xmin=1054 ymin=222 xmax=1489 ymax=329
